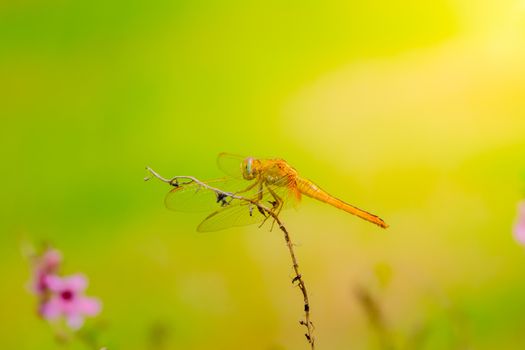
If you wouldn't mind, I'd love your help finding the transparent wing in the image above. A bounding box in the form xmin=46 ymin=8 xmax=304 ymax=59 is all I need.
xmin=196 ymin=177 xmax=301 ymax=232
xmin=164 ymin=178 xmax=246 ymax=213
xmin=217 ymin=152 xmax=245 ymax=178
xmin=197 ymin=201 xmax=268 ymax=232
xmin=231 ymin=174 xmax=300 ymax=210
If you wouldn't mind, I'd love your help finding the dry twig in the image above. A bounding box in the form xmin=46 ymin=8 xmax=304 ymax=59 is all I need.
xmin=145 ymin=166 xmax=315 ymax=349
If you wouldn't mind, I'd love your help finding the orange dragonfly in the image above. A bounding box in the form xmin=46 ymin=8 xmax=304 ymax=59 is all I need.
xmin=162 ymin=153 xmax=388 ymax=232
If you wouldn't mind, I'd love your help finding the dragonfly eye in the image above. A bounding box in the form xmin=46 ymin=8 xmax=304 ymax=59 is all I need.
xmin=246 ymin=158 xmax=253 ymax=175
xmin=243 ymin=157 xmax=255 ymax=179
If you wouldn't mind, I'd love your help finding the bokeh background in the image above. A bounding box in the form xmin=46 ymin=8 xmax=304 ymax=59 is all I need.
xmin=2 ymin=0 xmax=525 ymax=349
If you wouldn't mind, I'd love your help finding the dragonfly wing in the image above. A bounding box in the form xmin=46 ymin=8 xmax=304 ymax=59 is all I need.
xmin=197 ymin=176 xmax=301 ymax=232
xmin=228 ymin=175 xmax=298 ymax=210
xmin=164 ymin=178 xmax=240 ymax=213
xmin=217 ymin=153 xmax=245 ymax=178
xmin=197 ymin=201 xmax=268 ymax=232
xmin=262 ymin=175 xmax=302 ymax=209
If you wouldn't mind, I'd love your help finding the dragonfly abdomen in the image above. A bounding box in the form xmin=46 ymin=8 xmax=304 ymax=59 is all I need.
xmin=296 ymin=178 xmax=388 ymax=228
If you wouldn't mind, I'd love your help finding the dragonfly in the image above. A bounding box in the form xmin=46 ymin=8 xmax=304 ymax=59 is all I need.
xmin=162 ymin=153 xmax=388 ymax=232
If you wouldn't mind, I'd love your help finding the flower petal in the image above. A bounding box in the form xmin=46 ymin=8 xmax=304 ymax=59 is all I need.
xmin=66 ymin=314 xmax=85 ymax=330
xmin=514 ymin=201 xmax=525 ymax=245
xmin=64 ymin=274 xmax=88 ymax=292
xmin=514 ymin=221 xmax=525 ymax=245
xmin=77 ymin=297 xmax=102 ymax=316
xmin=41 ymin=249 xmax=62 ymax=271
xmin=39 ymin=298 xmax=62 ymax=320
xmin=44 ymin=275 xmax=65 ymax=292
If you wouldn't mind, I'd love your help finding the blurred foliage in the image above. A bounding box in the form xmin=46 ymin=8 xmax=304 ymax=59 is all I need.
xmin=2 ymin=0 xmax=525 ymax=349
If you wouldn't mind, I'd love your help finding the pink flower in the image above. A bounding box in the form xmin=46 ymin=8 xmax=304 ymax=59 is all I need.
xmin=31 ymin=248 xmax=62 ymax=295
xmin=39 ymin=274 xmax=101 ymax=329
xmin=27 ymin=246 xmax=102 ymax=331
xmin=514 ymin=201 xmax=525 ymax=245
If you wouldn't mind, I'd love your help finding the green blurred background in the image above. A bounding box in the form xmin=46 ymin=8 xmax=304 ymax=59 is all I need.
xmin=2 ymin=0 xmax=525 ymax=349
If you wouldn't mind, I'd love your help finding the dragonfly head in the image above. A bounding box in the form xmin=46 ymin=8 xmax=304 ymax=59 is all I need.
xmin=242 ymin=157 xmax=258 ymax=180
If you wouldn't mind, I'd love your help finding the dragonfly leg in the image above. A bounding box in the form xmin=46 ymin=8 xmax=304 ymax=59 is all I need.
xmin=267 ymin=185 xmax=284 ymax=212
xmin=253 ymin=181 xmax=267 ymax=217
xmin=221 ymin=180 xmax=261 ymax=208
xmin=233 ymin=180 xmax=260 ymax=196
xmin=257 ymin=181 xmax=264 ymax=202
xmin=256 ymin=181 xmax=274 ymax=228
xmin=265 ymin=184 xmax=285 ymax=231
xmin=258 ymin=214 xmax=272 ymax=228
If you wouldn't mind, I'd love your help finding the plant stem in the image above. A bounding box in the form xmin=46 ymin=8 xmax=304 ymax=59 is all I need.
xmin=145 ymin=167 xmax=315 ymax=349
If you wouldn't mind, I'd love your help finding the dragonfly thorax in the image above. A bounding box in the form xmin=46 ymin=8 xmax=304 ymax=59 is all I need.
xmin=260 ymin=159 xmax=298 ymax=186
